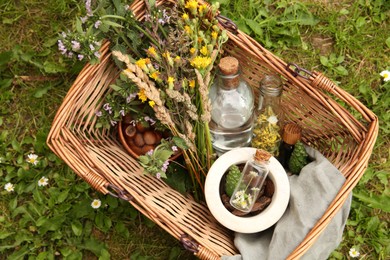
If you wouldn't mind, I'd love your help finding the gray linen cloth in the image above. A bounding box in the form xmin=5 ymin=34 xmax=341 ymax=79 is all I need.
xmin=222 ymin=147 xmax=352 ymax=260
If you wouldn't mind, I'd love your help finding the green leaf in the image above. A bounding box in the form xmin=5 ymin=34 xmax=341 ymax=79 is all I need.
xmin=9 ymin=197 xmax=18 ymax=210
xmin=320 ymin=56 xmax=329 ymax=66
xmin=355 ymin=16 xmax=366 ymax=28
xmin=168 ymin=247 xmax=181 ymax=260
xmin=335 ymin=65 xmax=348 ymax=76
xmin=101 ymin=20 xmax=124 ymax=28
xmin=386 ymin=37 xmax=390 ymax=48
xmin=114 ymin=221 xmax=129 ymax=238
xmin=57 ymin=189 xmax=70 ymax=203
xmin=71 ymin=221 xmax=83 ymax=236
xmin=43 ymin=61 xmax=67 ymax=73
xmin=0 ymin=51 xmax=14 ymax=67
xmin=339 ymin=8 xmax=349 ymax=15
xmin=245 ymin=19 xmax=264 ymax=37
xmin=172 ymin=136 xmax=188 ymax=150
xmin=0 ymin=231 xmax=14 ymax=239
xmin=34 ymin=86 xmax=51 ymax=98
xmin=78 ymin=237 xmax=107 ymax=256
xmin=353 ymin=190 xmax=390 ymax=212
xmin=33 ymin=189 xmax=45 ymax=204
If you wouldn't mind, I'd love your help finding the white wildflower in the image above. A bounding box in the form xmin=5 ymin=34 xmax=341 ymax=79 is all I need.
xmin=380 ymin=70 xmax=390 ymax=82
xmin=26 ymin=153 xmax=39 ymax=166
xmin=91 ymin=199 xmax=101 ymax=209
xmin=38 ymin=176 xmax=49 ymax=187
xmin=4 ymin=183 xmax=14 ymax=192
xmin=349 ymin=248 xmax=360 ymax=258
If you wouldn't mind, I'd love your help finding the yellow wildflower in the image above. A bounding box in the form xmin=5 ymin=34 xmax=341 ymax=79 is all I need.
xmin=191 ymin=56 xmax=212 ymax=70
xmin=150 ymin=71 xmax=161 ymax=81
xmin=190 ymin=47 xmax=196 ymax=54
xmin=185 ymin=0 xmax=198 ymax=14
xmin=167 ymin=76 xmax=175 ymax=89
xmin=147 ymin=46 xmax=157 ymax=57
xmin=211 ymin=31 xmax=218 ymax=39
xmin=174 ymin=56 xmax=181 ymax=63
xmin=138 ymin=89 xmax=148 ymax=102
xmin=184 ymin=25 xmax=192 ymax=34
xmin=149 ymin=100 xmax=155 ymax=107
xmin=182 ymin=13 xmax=189 ymax=21
xmin=189 ymin=79 xmax=196 ymax=88
xmin=200 ymin=45 xmax=209 ymax=56
xmin=135 ymin=58 xmax=147 ymax=70
xmin=198 ymin=4 xmax=207 ymax=14
xmin=167 ymin=76 xmax=175 ymax=84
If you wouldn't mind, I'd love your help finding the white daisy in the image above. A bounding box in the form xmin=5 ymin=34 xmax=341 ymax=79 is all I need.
xmin=91 ymin=199 xmax=102 ymax=209
xmin=267 ymin=115 xmax=278 ymax=124
xmin=38 ymin=176 xmax=49 ymax=187
xmin=349 ymin=247 xmax=360 ymax=258
xmin=26 ymin=153 xmax=39 ymax=166
xmin=380 ymin=70 xmax=390 ymax=82
xmin=4 ymin=183 xmax=14 ymax=192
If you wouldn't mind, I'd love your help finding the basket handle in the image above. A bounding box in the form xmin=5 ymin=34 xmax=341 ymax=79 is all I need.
xmin=286 ymin=63 xmax=338 ymax=92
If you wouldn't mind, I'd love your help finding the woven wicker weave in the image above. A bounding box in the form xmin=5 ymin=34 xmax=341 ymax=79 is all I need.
xmin=47 ymin=0 xmax=378 ymax=258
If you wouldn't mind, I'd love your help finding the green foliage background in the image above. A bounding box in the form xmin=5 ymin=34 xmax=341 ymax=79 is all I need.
xmin=0 ymin=0 xmax=389 ymax=259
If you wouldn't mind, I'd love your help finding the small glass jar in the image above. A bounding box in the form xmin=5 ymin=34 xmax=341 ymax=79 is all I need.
xmin=209 ymin=56 xmax=254 ymax=154
xmin=251 ymin=74 xmax=284 ymax=156
xmin=229 ymin=150 xmax=270 ymax=213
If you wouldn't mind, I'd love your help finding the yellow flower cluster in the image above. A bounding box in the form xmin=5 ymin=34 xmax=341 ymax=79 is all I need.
xmin=190 ymin=56 xmax=212 ymax=70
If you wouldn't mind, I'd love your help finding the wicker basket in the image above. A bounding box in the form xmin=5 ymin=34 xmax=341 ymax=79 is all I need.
xmin=47 ymin=0 xmax=379 ymax=259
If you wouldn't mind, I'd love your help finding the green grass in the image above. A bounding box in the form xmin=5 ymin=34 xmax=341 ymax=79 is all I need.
xmin=0 ymin=0 xmax=389 ymax=259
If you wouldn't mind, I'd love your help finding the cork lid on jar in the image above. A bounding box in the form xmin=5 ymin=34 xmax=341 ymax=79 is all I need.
xmin=218 ymin=56 xmax=240 ymax=89
xmin=254 ymin=149 xmax=272 ymax=162
xmin=282 ymin=123 xmax=302 ymax=145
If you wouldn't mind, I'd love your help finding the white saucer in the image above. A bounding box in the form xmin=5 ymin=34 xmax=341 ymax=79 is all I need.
xmin=205 ymin=147 xmax=290 ymax=233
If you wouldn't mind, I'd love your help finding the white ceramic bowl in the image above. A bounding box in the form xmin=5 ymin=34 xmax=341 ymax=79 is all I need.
xmin=205 ymin=147 xmax=290 ymax=233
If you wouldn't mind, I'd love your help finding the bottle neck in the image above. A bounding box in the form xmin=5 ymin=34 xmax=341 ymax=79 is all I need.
xmin=217 ymin=70 xmax=241 ymax=90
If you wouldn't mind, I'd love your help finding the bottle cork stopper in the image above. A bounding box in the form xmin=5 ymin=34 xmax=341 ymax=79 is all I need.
xmin=218 ymin=56 xmax=239 ymax=75
xmin=254 ymin=149 xmax=272 ymax=162
xmin=218 ymin=56 xmax=240 ymax=89
xmin=283 ymin=123 xmax=302 ymax=145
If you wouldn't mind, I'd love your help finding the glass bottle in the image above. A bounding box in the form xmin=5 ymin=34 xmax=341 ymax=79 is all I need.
xmin=251 ymin=74 xmax=284 ymax=156
xmin=229 ymin=149 xmax=270 ymax=213
xmin=277 ymin=123 xmax=302 ymax=170
xmin=209 ymin=56 xmax=254 ymax=155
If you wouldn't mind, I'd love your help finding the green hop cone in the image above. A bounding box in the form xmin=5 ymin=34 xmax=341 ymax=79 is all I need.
xmin=288 ymin=141 xmax=309 ymax=175
xmin=225 ymin=165 xmax=242 ymax=197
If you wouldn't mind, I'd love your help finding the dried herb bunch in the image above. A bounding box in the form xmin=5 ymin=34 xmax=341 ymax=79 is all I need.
xmin=111 ymin=0 xmax=228 ymax=194
xmin=58 ymin=0 xmax=228 ymax=198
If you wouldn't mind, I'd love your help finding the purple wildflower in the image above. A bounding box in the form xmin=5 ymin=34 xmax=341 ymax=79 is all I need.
xmin=171 ymin=146 xmax=178 ymax=152
xmin=89 ymin=44 xmax=95 ymax=51
xmin=78 ymin=54 xmax=84 ymax=61
xmin=85 ymin=0 xmax=93 ymax=17
xmin=156 ymin=172 xmax=161 ymax=179
xmin=95 ymin=110 xmax=102 ymax=117
xmin=80 ymin=16 xmax=88 ymax=23
xmin=110 ymin=120 xmax=117 ymax=126
xmin=67 ymin=52 xmax=74 ymax=58
xmin=103 ymin=103 xmax=111 ymax=111
xmin=94 ymin=20 xmax=102 ymax=29
xmin=161 ymin=160 xmax=169 ymax=172
xmin=126 ymin=93 xmax=137 ymax=103
xmin=58 ymin=40 xmax=67 ymax=55
xmin=119 ymin=109 xmax=125 ymax=117
xmin=94 ymin=51 xmax=101 ymax=58
xmin=146 ymin=149 xmax=154 ymax=156
xmin=71 ymin=40 xmax=81 ymax=51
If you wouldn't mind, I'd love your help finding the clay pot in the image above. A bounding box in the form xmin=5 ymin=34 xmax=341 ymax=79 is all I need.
xmin=118 ymin=119 xmax=182 ymax=160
